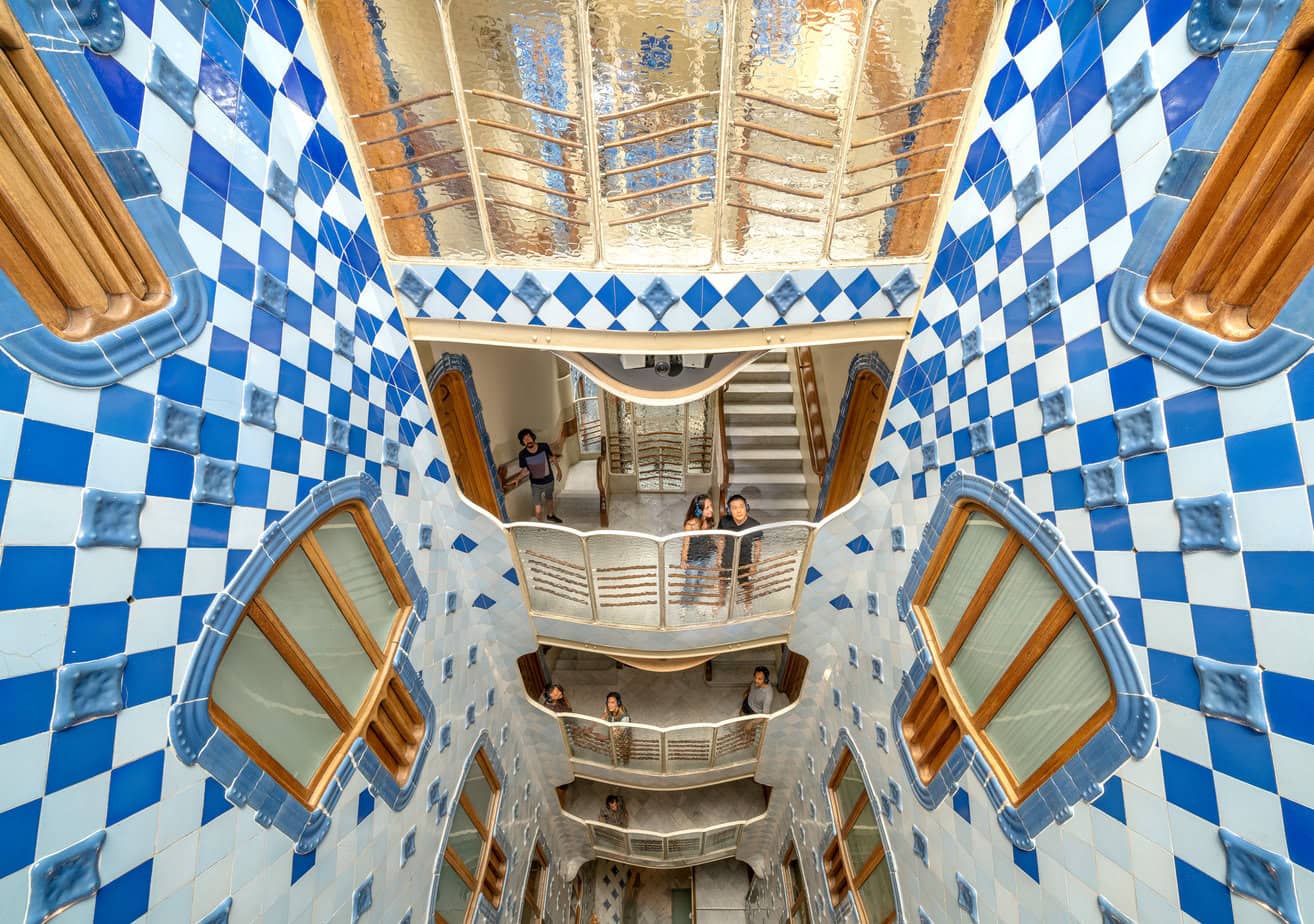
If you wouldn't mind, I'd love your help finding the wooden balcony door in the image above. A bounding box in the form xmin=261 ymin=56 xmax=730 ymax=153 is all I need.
xmin=821 ymin=371 xmax=888 ymax=517
xmin=431 ymin=369 xmax=500 ymax=518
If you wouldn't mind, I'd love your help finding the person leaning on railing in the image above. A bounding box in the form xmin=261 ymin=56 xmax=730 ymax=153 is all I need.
xmin=598 ymin=793 xmax=629 ymax=828
xmin=602 ymin=691 xmax=633 ymax=765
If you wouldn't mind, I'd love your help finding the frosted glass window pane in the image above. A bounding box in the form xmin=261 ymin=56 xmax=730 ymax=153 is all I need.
xmin=261 ymin=547 xmax=376 ymax=713
xmin=857 ymin=856 xmax=895 ymax=924
xmin=435 ymin=858 xmax=474 ymax=924
xmin=449 ymin=802 xmax=485 ymax=875
xmin=923 ymin=513 xmax=1008 ymax=646
xmin=986 ymin=619 xmax=1110 ymax=785
xmin=949 ymin=551 xmax=1060 ymax=712
xmin=315 ymin=512 xmax=402 ymax=648
xmin=463 ymin=769 xmax=495 ymax=827
xmin=211 ymin=618 xmax=341 ymax=787
xmin=833 ymin=758 xmax=867 ymax=825
xmin=844 ymin=802 xmax=883 ymax=873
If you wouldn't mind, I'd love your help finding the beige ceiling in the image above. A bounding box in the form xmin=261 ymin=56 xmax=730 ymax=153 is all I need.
xmin=310 ymin=0 xmax=999 ymax=270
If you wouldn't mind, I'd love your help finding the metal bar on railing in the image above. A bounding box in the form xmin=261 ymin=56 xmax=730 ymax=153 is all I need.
xmin=708 ymin=724 xmax=719 ymax=768
xmin=580 ymin=534 xmax=601 ymax=624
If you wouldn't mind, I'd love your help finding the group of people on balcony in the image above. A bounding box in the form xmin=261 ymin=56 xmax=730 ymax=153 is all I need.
xmin=678 ymin=493 xmax=763 ymax=607
xmin=543 ymin=685 xmax=635 ymax=763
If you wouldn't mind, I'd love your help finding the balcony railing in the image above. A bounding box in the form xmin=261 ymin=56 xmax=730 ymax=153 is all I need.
xmin=507 ymin=522 xmax=816 ymax=628
xmin=553 ymin=709 xmax=768 ymax=772
xmin=567 ymin=812 xmax=768 ymax=868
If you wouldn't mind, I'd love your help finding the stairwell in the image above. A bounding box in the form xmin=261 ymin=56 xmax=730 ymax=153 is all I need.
xmin=722 ymin=352 xmax=810 ymax=523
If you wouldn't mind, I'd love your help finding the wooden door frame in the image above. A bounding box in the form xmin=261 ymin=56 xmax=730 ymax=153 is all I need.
xmin=428 ymin=356 xmax=504 ymax=519
xmin=819 ymin=357 xmax=891 ymax=517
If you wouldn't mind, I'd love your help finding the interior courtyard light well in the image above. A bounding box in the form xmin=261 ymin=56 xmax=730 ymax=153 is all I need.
xmin=1 ymin=0 xmax=1313 ymax=921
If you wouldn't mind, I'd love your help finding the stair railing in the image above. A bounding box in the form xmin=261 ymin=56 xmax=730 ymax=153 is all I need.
xmin=597 ymin=434 xmax=609 ymax=528
xmin=714 ymin=385 xmax=729 ymax=513
xmin=794 ymin=347 xmax=828 ymax=478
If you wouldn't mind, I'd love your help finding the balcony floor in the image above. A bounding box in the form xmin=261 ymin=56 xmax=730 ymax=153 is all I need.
xmin=547 ymin=661 xmax=788 ymax=726
xmin=565 ymin=778 xmax=768 ymax=831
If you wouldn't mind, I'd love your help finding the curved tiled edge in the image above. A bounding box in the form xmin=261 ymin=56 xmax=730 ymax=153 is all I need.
xmin=890 ymin=472 xmax=1158 ymax=850
xmin=0 ymin=0 xmax=211 ymax=387
xmin=169 ymin=473 xmax=433 ymax=853
xmin=820 ymin=728 xmax=905 ymax=924
xmin=1108 ymin=0 xmax=1312 ymax=387
xmin=426 ymin=732 xmax=507 ymax=924
xmin=426 ymin=352 xmax=508 ymax=520
xmin=814 ymin=353 xmax=894 ymax=517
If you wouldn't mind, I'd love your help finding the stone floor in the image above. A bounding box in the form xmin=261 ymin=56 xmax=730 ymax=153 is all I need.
xmin=564 ymin=778 xmax=768 ymax=832
xmin=552 ymin=464 xmax=699 ymax=535
xmin=588 ymin=860 xmax=750 ymax=924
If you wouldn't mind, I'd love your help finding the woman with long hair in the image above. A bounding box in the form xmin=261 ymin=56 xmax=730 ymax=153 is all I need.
xmin=602 ymin=691 xmax=632 ymax=765
xmin=679 ymin=494 xmax=722 ymax=610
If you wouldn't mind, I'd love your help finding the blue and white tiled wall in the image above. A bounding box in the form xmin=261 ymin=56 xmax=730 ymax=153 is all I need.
xmin=391 ymin=263 xmax=926 ymax=330
xmin=775 ymin=0 xmax=1314 ymax=921
xmin=0 ymin=0 xmax=573 ymax=920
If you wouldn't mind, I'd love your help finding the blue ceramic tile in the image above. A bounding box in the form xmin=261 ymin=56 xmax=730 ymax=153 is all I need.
xmin=147 ymin=47 xmax=198 ymax=125
xmin=1107 ymin=53 xmax=1156 ymax=130
xmin=76 ymin=490 xmax=145 ymax=548
xmin=1175 ymin=494 xmax=1240 ymax=552
xmin=52 ymin=653 xmax=127 ymax=731
xmin=25 ymin=830 xmax=106 ymax=924
xmin=1194 ymin=656 xmax=1268 ymax=732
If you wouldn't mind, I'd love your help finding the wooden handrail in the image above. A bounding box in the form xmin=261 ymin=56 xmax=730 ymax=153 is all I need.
xmin=716 ymin=386 xmax=729 ymax=514
xmin=597 ymin=434 xmax=609 ymax=529
xmin=794 ymin=348 xmax=828 ymax=477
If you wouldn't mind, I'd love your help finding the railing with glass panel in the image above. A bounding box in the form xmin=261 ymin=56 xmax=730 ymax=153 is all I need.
xmin=528 ymin=699 xmax=798 ymax=788
xmin=565 ymin=811 xmax=768 ymax=868
xmin=507 ymin=521 xmax=817 ymax=630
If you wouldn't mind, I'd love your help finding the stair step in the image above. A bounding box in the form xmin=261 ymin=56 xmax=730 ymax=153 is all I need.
xmin=732 ymin=370 xmax=792 ymax=384
xmin=723 ymin=400 xmax=797 ymax=413
xmin=726 ymin=426 xmax=801 ymax=438
xmin=728 ymin=471 xmax=806 ymax=484
xmin=729 ymin=459 xmax=805 ymax=473
xmin=726 ymin=382 xmax=794 ymax=394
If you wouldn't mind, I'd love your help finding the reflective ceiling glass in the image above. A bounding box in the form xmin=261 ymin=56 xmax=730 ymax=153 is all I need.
xmin=313 ymin=0 xmax=998 ymax=267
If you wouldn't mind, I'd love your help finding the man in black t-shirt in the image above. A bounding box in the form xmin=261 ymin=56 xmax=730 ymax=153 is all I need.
xmin=717 ymin=493 xmax=762 ymax=585
xmin=514 ymin=428 xmax=563 ymax=523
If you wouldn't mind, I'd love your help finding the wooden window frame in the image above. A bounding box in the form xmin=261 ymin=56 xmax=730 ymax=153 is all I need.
xmin=209 ymin=500 xmax=421 ymax=809
xmin=0 ymin=0 xmax=171 ymax=341
xmin=824 ymin=749 xmax=894 ymax=924
xmin=783 ymin=842 xmax=811 ymax=924
xmin=519 ymin=842 xmax=549 ymax=923
xmin=1145 ymin=5 xmax=1314 ymax=342
xmin=904 ymin=501 xmax=1117 ymax=804
xmin=435 ymin=749 xmax=505 ymax=924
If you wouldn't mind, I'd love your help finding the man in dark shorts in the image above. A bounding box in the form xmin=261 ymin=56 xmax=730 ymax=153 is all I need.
xmin=515 ymin=428 xmax=563 ymax=523
xmin=717 ymin=493 xmax=762 ymax=588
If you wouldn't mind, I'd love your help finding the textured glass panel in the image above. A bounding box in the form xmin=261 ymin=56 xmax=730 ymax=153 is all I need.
xmin=463 ymin=767 xmax=495 ymax=827
xmin=607 ymin=396 xmax=636 ymax=474
xmin=722 ymin=0 xmax=865 ymax=265
xmin=663 ymin=532 xmax=731 ymax=626
xmin=856 ymin=856 xmax=895 ymax=924
xmin=449 ymin=799 xmax=485 ymax=874
xmin=666 ymin=834 xmax=703 ymax=860
xmin=733 ymin=524 xmax=810 ymax=618
xmin=315 ymin=512 xmax=402 ymax=649
xmin=564 ymin=715 xmax=615 ymax=763
xmin=315 ymin=0 xmax=483 ymax=259
xmin=435 ymin=858 xmax=475 ymax=924
xmin=634 ymin=403 xmax=684 ymax=492
xmin=950 ymin=551 xmax=1061 ymax=712
xmin=922 ymin=513 xmax=1008 ymax=647
xmin=629 ymin=834 xmax=664 ymax=858
xmin=589 ymin=0 xmax=721 ymax=266
xmin=713 ymin=716 xmax=765 ymax=765
xmin=704 ymin=826 xmax=739 ymax=852
xmin=833 ymin=755 xmax=867 ymax=824
xmin=611 ymin=722 xmax=661 ymax=772
xmin=510 ymin=526 xmax=592 ymax=621
xmin=665 ymin=726 xmax=713 ymax=771
xmin=844 ymin=802 xmax=883 ymax=874
xmin=261 ymin=548 xmax=376 ymax=713
xmin=211 ymin=619 xmax=341 ymax=787
xmin=450 ymin=0 xmax=595 ymax=262
xmin=587 ymin=533 xmax=661 ymax=626
xmin=986 ymin=619 xmax=1111 ymax=785
xmin=686 ymin=395 xmax=711 ymax=473
xmin=832 ymin=0 xmax=995 ymax=260
xmin=592 ymin=825 xmax=627 ymax=853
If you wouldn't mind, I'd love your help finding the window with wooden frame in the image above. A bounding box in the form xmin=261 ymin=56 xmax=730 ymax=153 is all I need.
xmin=1144 ymin=6 xmax=1314 ymax=342
xmin=824 ymin=749 xmax=895 ymax=924
xmin=208 ymin=502 xmax=423 ymax=809
xmin=783 ymin=841 xmax=812 ymax=924
xmin=434 ymin=749 xmax=507 ymax=924
xmin=519 ymin=842 xmax=549 ymax=924
xmin=0 ymin=0 xmax=171 ymax=341
xmin=902 ymin=503 xmax=1116 ymax=805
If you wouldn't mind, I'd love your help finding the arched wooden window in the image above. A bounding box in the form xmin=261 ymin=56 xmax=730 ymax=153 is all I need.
xmin=902 ymin=502 xmax=1115 ymax=804
xmin=783 ymin=841 xmax=812 ymax=924
xmin=209 ymin=501 xmax=423 ymax=808
xmin=824 ymin=748 xmax=896 ymax=924
xmin=435 ymin=749 xmax=507 ymax=924
xmin=0 ymin=0 xmax=170 ymax=341
xmin=1145 ymin=7 xmax=1314 ymax=342
xmin=432 ymin=367 xmax=502 ymax=517
xmin=821 ymin=368 xmax=888 ymax=517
